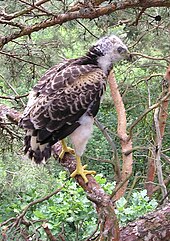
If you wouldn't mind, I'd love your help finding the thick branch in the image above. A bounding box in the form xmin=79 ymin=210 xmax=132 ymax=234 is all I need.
xmin=154 ymin=107 xmax=168 ymax=201
xmin=1 ymin=104 xmax=170 ymax=240
xmin=52 ymin=144 xmax=120 ymax=240
xmin=145 ymin=66 xmax=170 ymax=198
xmin=159 ymin=65 xmax=170 ymax=138
xmin=1 ymin=0 xmax=170 ymax=48
xmin=120 ymin=203 xmax=170 ymax=241
xmin=108 ymin=70 xmax=133 ymax=200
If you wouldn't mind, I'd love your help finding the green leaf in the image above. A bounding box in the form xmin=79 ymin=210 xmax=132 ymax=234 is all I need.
xmin=33 ymin=210 xmax=46 ymax=219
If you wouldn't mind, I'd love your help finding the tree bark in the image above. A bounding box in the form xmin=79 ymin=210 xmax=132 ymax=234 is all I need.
xmin=120 ymin=203 xmax=170 ymax=241
xmin=108 ymin=71 xmax=133 ymax=200
xmin=145 ymin=65 xmax=170 ymax=198
xmin=1 ymin=105 xmax=170 ymax=240
xmin=0 ymin=0 xmax=170 ymax=48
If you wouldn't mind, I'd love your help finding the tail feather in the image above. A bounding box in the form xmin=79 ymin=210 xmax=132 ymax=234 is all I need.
xmin=24 ymin=129 xmax=51 ymax=164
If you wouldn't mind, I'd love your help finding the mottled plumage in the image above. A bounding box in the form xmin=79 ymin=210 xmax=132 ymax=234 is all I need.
xmin=20 ymin=35 xmax=130 ymax=182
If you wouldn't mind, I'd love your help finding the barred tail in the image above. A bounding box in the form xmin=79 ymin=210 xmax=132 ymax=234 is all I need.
xmin=24 ymin=130 xmax=51 ymax=164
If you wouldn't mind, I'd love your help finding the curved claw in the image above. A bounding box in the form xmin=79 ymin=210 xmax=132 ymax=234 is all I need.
xmin=59 ymin=140 xmax=75 ymax=159
xmin=59 ymin=146 xmax=75 ymax=159
xmin=70 ymin=157 xmax=96 ymax=183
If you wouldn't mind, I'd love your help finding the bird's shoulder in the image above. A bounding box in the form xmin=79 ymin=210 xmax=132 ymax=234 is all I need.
xmin=33 ymin=59 xmax=106 ymax=96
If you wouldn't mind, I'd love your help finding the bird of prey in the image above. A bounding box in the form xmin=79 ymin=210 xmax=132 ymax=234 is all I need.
xmin=20 ymin=35 xmax=131 ymax=183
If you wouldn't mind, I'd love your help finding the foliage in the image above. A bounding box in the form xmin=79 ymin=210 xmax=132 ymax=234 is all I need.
xmin=0 ymin=0 xmax=170 ymax=240
xmin=0 ymin=167 xmax=158 ymax=240
xmin=116 ymin=190 xmax=158 ymax=226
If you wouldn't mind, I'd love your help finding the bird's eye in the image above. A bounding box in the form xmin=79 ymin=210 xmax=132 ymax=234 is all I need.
xmin=117 ymin=46 xmax=127 ymax=54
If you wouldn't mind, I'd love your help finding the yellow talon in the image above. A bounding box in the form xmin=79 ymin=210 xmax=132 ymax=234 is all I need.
xmin=70 ymin=155 xmax=96 ymax=183
xmin=59 ymin=139 xmax=75 ymax=159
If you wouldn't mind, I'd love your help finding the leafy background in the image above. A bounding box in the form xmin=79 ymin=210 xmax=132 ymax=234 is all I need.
xmin=0 ymin=2 xmax=169 ymax=240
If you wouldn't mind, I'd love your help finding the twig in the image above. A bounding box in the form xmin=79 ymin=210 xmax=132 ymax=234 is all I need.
xmin=131 ymin=52 xmax=170 ymax=63
xmin=123 ymin=146 xmax=149 ymax=155
xmin=159 ymin=189 xmax=170 ymax=205
xmin=131 ymin=73 xmax=163 ymax=87
xmin=0 ymin=0 xmax=50 ymax=20
xmin=1 ymin=77 xmax=25 ymax=107
xmin=161 ymin=153 xmax=170 ymax=164
xmin=0 ymin=19 xmax=25 ymax=29
xmin=154 ymin=107 xmax=168 ymax=203
xmin=76 ymin=20 xmax=98 ymax=39
xmin=128 ymin=92 xmax=170 ymax=138
xmin=131 ymin=7 xmax=146 ymax=26
xmin=110 ymin=173 xmax=132 ymax=200
xmin=0 ymin=93 xmax=28 ymax=101
xmin=0 ymin=51 xmax=48 ymax=68
xmin=126 ymin=174 xmax=144 ymax=202
xmin=84 ymin=221 xmax=100 ymax=241
xmin=8 ymin=185 xmax=64 ymax=229
xmin=85 ymin=155 xmax=116 ymax=164
xmin=19 ymin=0 xmax=54 ymax=16
xmin=94 ymin=118 xmax=121 ymax=182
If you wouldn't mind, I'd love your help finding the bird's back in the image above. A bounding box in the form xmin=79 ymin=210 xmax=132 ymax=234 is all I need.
xmin=20 ymin=57 xmax=107 ymax=163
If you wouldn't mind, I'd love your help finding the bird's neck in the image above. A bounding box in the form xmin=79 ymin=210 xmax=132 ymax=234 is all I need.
xmin=82 ymin=49 xmax=113 ymax=76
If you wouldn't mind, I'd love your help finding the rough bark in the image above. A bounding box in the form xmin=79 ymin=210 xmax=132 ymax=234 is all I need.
xmin=120 ymin=203 xmax=170 ymax=241
xmin=1 ymin=105 xmax=170 ymax=240
xmin=53 ymin=144 xmax=120 ymax=241
xmin=0 ymin=0 xmax=170 ymax=48
xmin=108 ymin=71 xmax=133 ymax=200
xmin=145 ymin=65 xmax=170 ymax=198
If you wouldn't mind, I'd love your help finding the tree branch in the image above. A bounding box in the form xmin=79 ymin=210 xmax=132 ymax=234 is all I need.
xmin=52 ymin=143 xmax=120 ymax=240
xmin=120 ymin=203 xmax=170 ymax=241
xmin=1 ymin=101 xmax=170 ymax=240
xmin=128 ymin=91 xmax=170 ymax=138
xmin=0 ymin=0 xmax=50 ymax=20
xmin=108 ymin=70 xmax=133 ymax=200
xmin=1 ymin=185 xmax=64 ymax=229
xmin=0 ymin=0 xmax=170 ymax=48
xmin=145 ymin=65 xmax=170 ymax=198
xmin=94 ymin=117 xmax=121 ymax=183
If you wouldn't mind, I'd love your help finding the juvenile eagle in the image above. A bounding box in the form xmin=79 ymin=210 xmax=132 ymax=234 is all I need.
xmin=20 ymin=35 xmax=130 ymax=183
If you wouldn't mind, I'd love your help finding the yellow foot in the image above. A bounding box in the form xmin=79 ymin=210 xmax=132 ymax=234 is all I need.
xmin=59 ymin=146 xmax=75 ymax=159
xmin=70 ymin=164 xmax=96 ymax=183
xmin=59 ymin=139 xmax=75 ymax=159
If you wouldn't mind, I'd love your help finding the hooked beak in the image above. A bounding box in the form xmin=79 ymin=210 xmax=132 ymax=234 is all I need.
xmin=122 ymin=49 xmax=132 ymax=61
xmin=124 ymin=50 xmax=133 ymax=62
xmin=117 ymin=47 xmax=133 ymax=61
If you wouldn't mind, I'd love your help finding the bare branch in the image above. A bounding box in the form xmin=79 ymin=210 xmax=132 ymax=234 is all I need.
xmin=128 ymin=92 xmax=170 ymax=138
xmin=0 ymin=0 xmax=50 ymax=20
xmin=154 ymin=107 xmax=168 ymax=202
xmin=0 ymin=94 xmax=28 ymax=101
xmin=145 ymin=66 xmax=170 ymax=198
xmin=94 ymin=117 xmax=121 ymax=183
xmin=0 ymin=0 xmax=170 ymax=48
xmin=131 ymin=52 xmax=170 ymax=63
xmin=108 ymin=70 xmax=133 ymax=200
xmin=0 ymin=51 xmax=48 ymax=68
xmin=6 ymin=185 xmax=64 ymax=229
xmin=42 ymin=223 xmax=57 ymax=241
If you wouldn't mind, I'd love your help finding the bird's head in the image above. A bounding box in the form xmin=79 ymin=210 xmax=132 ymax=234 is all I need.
xmin=89 ymin=35 xmax=131 ymax=73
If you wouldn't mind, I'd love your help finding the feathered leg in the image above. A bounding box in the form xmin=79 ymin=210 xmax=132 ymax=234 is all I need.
xmin=70 ymin=155 xmax=96 ymax=183
xmin=59 ymin=139 xmax=75 ymax=159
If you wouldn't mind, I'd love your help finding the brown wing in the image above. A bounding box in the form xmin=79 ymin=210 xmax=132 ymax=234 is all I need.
xmin=20 ymin=62 xmax=106 ymax=162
